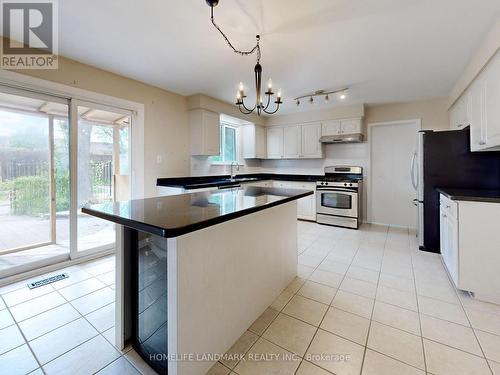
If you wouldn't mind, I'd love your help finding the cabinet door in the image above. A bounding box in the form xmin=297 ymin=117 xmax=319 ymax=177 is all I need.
xmin=440 ymin=208 xmax=459 ymax=286
xmin=283 ymin=125 xmax=301 ymax=158
xmin=203 ymin=110 xmax=221 ymax=156
xmin=321 ymin=120 xmax=341 ymax=136
xmin=255 ymin=125 xmax=266 ymax=158
xmin=297 ymin=194 xmax=316 ymax=221
xmin=469 ymin=78 xmax=487 ymax=151
xmin=266 ymin=127 xmax=284 ymax=159
xmin=340 ymin=118 xmax=362 ymax=134
xmin=301 ymin=123 xmax=322 ymax=158
xmin=483 ymin=55 xmax=500 ymax=148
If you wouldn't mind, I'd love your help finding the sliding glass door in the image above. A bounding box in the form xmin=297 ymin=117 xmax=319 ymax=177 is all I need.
xmin=0 ymin=87 xmax=69 ymax=255
xmin=0 ymin=86 xmax=133 ymax=275
xmin=71 ymin=100 xmax=131 ymax=258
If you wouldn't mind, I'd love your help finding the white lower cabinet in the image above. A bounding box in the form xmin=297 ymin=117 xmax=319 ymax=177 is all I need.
xmin=273 ymin=181 xmax=316 ymax=221
xmin=440 ymin=198 xmax=459 ymax=286
xmin=439 ymin=193 xmax=500 ymax=304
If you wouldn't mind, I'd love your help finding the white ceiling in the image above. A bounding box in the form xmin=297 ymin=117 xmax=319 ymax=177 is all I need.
xmin=59 ymin=0 xmax=500 ymax=114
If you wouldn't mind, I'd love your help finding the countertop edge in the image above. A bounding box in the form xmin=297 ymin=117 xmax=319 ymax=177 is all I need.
xmin=82 ymin=190 xmax=314 ymax=238
xmin=156 ymin=173 xmax=325 ymax=188
xmin=436 ymin=188 xmax=500 ymax=203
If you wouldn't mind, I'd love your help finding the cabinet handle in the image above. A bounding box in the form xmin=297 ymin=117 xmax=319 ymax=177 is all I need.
xmin=479 ymin=141 xmax=486 ymax=145
xmin=446 ymin=205 xmax=450 ymax=209
xmin=442 ymin=213 xmax=447 ymax=218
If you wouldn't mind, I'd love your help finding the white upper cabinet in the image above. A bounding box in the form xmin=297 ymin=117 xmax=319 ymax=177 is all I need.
xmin=322 ymin=120 xmax=341 ymax=136
xmin=266 ymin=123 xmax=323 ymax=159
xmin=301 ymin=123 xmax=322 ymax=158
xmin=266 ymin=126 xmax=284 ymax=159
xmin=454 ymin=50 xmax=500 ymax=152
xmin=321 ymin=118 xmax=362 ymax=136
xmin=482 ymin=53 xmax=500 ymax=150
xmin=340 ymin=118 xmax=363 ymax=134
xmin=190 ymin=109 xmax=220 ymax=156
xmin=449 ymin=93 xmax=472 ymax=130
xmin=283 ymin=125 xmax=301 ymax=158
xmin=243 ymin=124 xmax=266 ymax=159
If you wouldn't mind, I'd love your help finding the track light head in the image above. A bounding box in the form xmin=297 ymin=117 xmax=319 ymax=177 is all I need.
xmin=206 ymin=0 xmax=219 ymax=7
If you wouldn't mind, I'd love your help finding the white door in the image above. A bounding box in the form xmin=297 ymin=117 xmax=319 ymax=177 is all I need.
xmin=283 ymin=125 xmax=301 ymax=158
xmin=369 ymin=120 xmax=420 ymax=228
xmin=301 ymin=123 xmax=322 ymax=158
xmin=266 ymin=127 xmax=283 ymax=159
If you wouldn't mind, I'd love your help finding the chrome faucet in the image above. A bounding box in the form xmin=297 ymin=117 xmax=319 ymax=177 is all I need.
xmin=230 ymin=161 xmax=240 ymax=179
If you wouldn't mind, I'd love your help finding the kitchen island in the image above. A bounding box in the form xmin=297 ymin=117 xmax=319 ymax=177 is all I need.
xmin=82 ymin=186 xmax=313 ymax=375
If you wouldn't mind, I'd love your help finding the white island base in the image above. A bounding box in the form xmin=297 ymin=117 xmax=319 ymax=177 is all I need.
xmin=115 ymin=201 xmax=298 ymax=375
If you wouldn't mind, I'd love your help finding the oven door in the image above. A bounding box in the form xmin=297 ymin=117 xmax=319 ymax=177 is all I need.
xmin=316 ymin=187 xmax=358 ymax=218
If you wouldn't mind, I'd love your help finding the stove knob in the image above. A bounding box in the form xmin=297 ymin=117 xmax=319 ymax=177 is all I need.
xmin=349 ymin=183 xmax=353 ymax=187
xmin=344 ymin=183 xmax=347 ymax=187
xmin=321 ymin=182 xmax=324 ymax=185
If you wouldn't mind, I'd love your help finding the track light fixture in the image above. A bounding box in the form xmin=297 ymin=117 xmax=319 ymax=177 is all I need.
xmin=294 ymin=88 xmax=348 ymax=107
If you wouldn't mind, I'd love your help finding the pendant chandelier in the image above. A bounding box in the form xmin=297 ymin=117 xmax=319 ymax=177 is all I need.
xmin=206 ymin=0 xmax=282 ymax=116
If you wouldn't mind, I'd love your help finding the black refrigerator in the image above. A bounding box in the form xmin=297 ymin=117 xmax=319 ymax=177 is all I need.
xmin=412 ymin=127 xmax=500 ymax=253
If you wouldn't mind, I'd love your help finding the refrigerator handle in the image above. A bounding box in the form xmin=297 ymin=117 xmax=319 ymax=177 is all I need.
xmin=410 ymin=152 xmax=418 ymax=190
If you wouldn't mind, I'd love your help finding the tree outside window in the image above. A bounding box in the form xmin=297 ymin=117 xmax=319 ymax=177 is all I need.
xmin=210 ymin=123 xmax=238 ymax=164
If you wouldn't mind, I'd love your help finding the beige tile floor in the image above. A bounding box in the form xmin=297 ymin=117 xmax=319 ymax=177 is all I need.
xmin=1 ymin=221 xmax=500 ymax=375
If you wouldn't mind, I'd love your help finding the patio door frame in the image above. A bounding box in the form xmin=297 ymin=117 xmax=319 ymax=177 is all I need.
xmin=69 ymin=99 xmax=133 ymax=260
xmin=0 ymin=84 xmax=69 ymax=256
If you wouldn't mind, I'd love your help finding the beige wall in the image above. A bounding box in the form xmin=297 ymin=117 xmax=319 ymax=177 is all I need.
xmin=16 ymin=56 xmax=190 ymax=197
xmin=365 ymin=98 xmax=449 ymax=132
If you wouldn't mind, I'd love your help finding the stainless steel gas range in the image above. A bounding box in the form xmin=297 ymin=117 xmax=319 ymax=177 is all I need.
xmin=316 ymin=166 xmax=363 ymax=229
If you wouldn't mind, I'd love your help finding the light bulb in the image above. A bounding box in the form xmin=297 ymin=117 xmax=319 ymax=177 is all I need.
xmin=296 ymin=99 xmax=300 ymax=106
xmin=309 ymin=96 xmax=314 ymax=104
xmin=277 ymin=89 xmax=282 ymax=98
xmin=325 ymin=94 xmax=329 ymax=103
xmin=239 ymin=82 xmax=244 ymax=92
xmin=236 ymin=91 xmax=241 ymax=100
xmin=340 ymin=92 xmax=346 ymax=100
xmin=268 ymin=79 xmax=273 ymax=90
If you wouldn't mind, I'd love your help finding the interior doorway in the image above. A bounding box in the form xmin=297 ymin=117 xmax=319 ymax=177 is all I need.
xmin=368 ymin=119 xmax=421 ymax=228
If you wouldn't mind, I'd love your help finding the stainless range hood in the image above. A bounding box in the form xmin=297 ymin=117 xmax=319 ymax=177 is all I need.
xmin=320 ymin=133 xmax=364 ymax=144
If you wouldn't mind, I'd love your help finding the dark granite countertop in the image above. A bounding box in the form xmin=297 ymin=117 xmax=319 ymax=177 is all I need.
xmin=437 ymin=188 xmax=500 ymax=203
xmin=82 ymin=186 xmax=313 ymax=238
xmin=157 ymin=173 xmax=324 ymax=190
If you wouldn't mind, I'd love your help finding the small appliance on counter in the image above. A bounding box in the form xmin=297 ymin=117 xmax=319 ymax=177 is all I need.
xmin=411 ymin=127 xmax=500 ymax=253
xmin=316 ymin=166 xmax=363 ymax=229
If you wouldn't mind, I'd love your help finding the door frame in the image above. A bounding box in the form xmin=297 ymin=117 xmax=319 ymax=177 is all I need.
xmin=69 ymin=99 xmax=133 ymax=259
xmin=367 ymin=119 xmax=422 ymax=227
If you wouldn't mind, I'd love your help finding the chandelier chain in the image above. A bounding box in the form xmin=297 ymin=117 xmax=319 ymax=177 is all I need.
xmin=210 ymin=6 xmax=261 ymax=62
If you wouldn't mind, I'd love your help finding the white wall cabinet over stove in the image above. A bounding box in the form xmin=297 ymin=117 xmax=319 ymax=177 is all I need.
xmin=321 ymin=118 xmax=362 ymax=136
xmin=439 ymin=193 xmax=500 ymax=304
